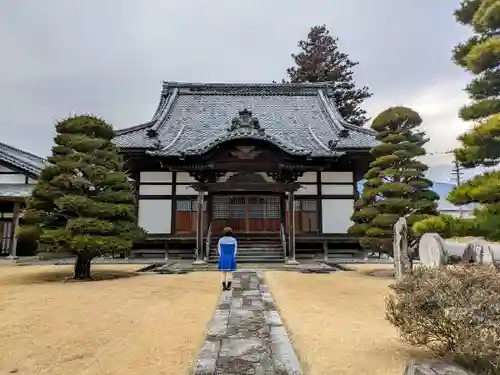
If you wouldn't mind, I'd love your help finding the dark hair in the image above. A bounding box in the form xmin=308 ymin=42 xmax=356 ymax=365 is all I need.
xmin=223 ymin=226 xmax=233 ymax=236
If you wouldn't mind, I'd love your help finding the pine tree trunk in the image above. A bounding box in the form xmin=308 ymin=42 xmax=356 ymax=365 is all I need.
xmin=74 ymin=252 xmax=94 ymax=279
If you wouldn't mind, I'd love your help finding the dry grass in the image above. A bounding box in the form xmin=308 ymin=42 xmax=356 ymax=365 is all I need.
xmin=265 ymin=268 xmax=430 ymax=375
xmin=0 ymin=265 xmax=220 ymax=375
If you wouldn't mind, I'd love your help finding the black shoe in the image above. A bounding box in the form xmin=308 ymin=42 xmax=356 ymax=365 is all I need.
xmin=222 ymin=282 xmax=227 ymax=291
xmin=227 ymin=281 xmax=232 ymax=290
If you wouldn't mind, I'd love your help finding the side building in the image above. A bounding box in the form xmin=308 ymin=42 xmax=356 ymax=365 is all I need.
xmin=0 ymin=142 xmax=44 ymax=258
xmin=114 ymin=82 xmax=379 ymax=262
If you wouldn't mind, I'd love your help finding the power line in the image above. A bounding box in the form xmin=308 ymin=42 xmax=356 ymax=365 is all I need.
xmin=426 ymin=150 xmax=463 ymax=186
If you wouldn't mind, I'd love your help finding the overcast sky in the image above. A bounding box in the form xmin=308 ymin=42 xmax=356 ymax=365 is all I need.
xmin=1 ymin=0 xmax=471 ymax=167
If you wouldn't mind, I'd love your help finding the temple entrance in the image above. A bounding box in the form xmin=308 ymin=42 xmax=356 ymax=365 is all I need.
xmin=212 ymin=194 xmax=281 ymax=234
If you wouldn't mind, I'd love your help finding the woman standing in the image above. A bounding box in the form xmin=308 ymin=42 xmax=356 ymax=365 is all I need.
xmin=218 ymin=226 xmax=237 ymax=291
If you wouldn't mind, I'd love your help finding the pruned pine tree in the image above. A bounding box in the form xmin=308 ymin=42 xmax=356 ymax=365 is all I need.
xmin=414 ymin=0 xmax=500 ymax=240
xmin=19 ymin=115 xmax=145 ymax=279
xmin=348 ymin=107 xmax=439 ymax=255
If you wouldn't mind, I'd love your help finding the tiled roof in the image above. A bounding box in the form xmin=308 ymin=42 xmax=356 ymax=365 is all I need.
xmin=114 ymin=82 xmax=378 ymax=157
xmin=0 ymin=184 xmax=35 ymax=198
xmin=0 ymin=142 xmax=45 ymax=176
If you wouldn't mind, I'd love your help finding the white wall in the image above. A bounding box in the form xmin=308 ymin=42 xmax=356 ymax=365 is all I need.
xmin=297 ymin=172 xmax=317 ymax=183
xmin=139 ymin=171 xmax=172 ymax=183
xmin=321 ymin=184 xmax=354 ymax=195
xmin=321 ymin=171 xmax=353 ymax=183
xmin=321 ymin=199 xmax=354 ymax=233
xmin=176 ymin=172 xmax=196 ymax=183
xmin=138 ymin=199 xmax=172 ymax=234
xmin=0 ymin=174 xmax=26 ymax=184
xmin=138 ymin=185 xmax=172 ymax=196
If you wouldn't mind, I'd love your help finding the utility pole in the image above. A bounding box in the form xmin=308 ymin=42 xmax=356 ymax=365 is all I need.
xmin=427 ymin=149 xmax=465 ymax=217
xmin=450 ymin=158 xmax=463 ymax=187
xmin=450 ymin=156 xmax=464 ymax=217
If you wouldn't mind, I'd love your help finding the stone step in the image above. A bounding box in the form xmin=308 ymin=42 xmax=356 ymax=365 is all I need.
xmin=210 ymin=244 xmax=282 ymax=248
xmin=209 ymin=249 xmax=283 ymax=254
xmin=208 ymin=257 xmax=285 ymax=263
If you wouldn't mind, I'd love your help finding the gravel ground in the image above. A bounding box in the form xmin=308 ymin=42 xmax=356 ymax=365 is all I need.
xmin=265 ymin=267 xmax=431 ymax=375
xmin=0 ymin=264 xmax=221 ymax=375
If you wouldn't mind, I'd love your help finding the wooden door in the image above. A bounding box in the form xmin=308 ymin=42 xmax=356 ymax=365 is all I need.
xmin=247 ymin=195 xmax=280 ymax=232
xmin=212 ymin=195 xmax=280 ymax=234
xmin=285 ymin=199 xmax=319 ymax=233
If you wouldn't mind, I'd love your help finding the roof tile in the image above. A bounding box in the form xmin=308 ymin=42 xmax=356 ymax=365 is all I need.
xmin=114 ymin=82 xmax=378 ymax=156
xmin=0 ymin=142 xmax=45 ymax=176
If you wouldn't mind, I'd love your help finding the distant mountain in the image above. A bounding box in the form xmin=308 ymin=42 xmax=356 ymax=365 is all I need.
xmin=356 ymin=180 xmax=474 ymax=212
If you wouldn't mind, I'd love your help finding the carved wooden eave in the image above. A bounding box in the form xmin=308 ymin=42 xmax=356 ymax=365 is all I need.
xmin=190 ymin=181 xmax=301 ymax=193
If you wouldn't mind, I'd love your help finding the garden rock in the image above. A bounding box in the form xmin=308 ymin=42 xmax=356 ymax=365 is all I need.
xmin=462 ymin=239 xmax=495 ymax=265
xmin=419 ymin=233 xmax=447 ymax=267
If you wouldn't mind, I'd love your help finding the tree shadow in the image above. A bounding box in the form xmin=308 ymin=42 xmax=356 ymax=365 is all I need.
xmin=6 ymin=266 xmax=141 ymax=285
xmin=363 ymin=268 xmax=396 ymax=279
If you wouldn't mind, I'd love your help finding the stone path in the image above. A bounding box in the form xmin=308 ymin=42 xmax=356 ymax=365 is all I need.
xmin=193 ymin=270 xmax=303 ymax=375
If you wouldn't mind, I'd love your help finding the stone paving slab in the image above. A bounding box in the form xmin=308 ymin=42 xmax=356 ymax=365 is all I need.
xmin=193 ymin=270 xmax=303 ymax=375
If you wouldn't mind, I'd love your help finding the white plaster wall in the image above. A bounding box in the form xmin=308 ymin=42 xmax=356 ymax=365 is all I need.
xmin=138 ymin=199 xmax=172 ymax=234
xmin=138 ymin=184 xmax=172 ymax=196
xmin=296 ymin=184 xmax=318 ymax=195
xmin=176 ymin=172 xmax=196 ymax=183
xmin=321 ymin=199 xmax=354 ymax=233
xmin=321 ymin=184 xmax=354 ymax=195
xmin=0 ymin=174 xmax=26 ymax=184
xmin=321 ymin=171 xmax=353 ymax=183
xmin=140 ymin=171 xmax=172 ymax=183
xmin=28 ymin=177 xmax=37 ymax=184
xmin=297 ymin=172 xmax=317 ymax=183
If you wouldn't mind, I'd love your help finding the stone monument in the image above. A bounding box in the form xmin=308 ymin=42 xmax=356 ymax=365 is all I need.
xmin=419 ymin=233 xmax=447 ymax=267
xmin=393 ymin=217 xmax=410 ymax=281
xmin=462 ymin=239 xmax=495 ymax=265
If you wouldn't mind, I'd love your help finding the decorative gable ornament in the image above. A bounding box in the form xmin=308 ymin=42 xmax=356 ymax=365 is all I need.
xmin=230 ymin=146 xmax=262 ymax=160
xmin=228 ymin=109 xmax=264 ymax=134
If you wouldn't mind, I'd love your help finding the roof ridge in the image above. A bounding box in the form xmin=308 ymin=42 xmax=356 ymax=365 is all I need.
xmin=317 ymin=90 xmax=376 ymax=136
xmin=0 ymin=150 xmax=41 ymax=175
xmin=115 ymin=121 xmax=153 ymax=136
xmin=342 ymin=122 xmax=377 ymax=135
xmin=147 ymin=88 xmax=179 ymax=137
xmin=317 ymin=89 xmax=344 ymax=132
xmin=162 ymin=81 xmax=337 ymax=89
xmin=0 ymin=141 xmax=44 ymax=162
xmin=162 ymin=81 xmax=333 ymax=96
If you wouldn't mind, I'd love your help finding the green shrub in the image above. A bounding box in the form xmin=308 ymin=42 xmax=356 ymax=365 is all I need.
xmin=386 ymin=265 xmax=500 ymax=375
xmin=412 ymin=214 xmax=478 ymax=238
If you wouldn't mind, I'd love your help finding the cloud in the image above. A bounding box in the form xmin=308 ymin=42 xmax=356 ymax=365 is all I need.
xmin=364 ymin=76 xmax=472 ymax=167
xmin=0 ymin=0 xmax=473 ymax=161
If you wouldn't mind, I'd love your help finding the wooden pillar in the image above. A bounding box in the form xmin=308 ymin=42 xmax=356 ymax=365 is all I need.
xmin=286 ymin=191 xmax=299 ymax=265
xmin=193 ymin=190 xmax=207 ymax=265
xmin=6 ymin=202 xmax=21 ymax=260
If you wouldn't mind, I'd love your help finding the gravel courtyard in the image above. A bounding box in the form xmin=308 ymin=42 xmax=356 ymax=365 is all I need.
xmin=265 ymin=265 xmax=430 ymax=375
xmin=0 ymin=265 xmax=221 ymax=375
